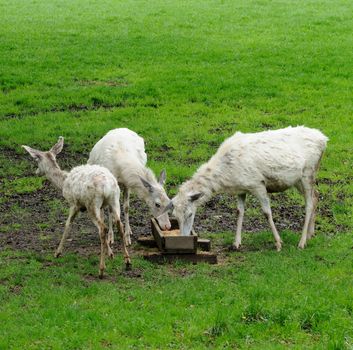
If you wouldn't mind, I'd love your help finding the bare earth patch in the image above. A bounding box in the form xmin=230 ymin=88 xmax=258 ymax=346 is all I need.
xmin=0 ymin=149 xmax=345 ymax=256
xmin=0 ymin=178 xmax=341 ymax=256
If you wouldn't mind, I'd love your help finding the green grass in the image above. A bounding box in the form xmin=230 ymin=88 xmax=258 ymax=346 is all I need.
xmin=0 ymin=233 xmax=352 ymax=349
xmin=0 ymin=0 xmax=352 ymax=348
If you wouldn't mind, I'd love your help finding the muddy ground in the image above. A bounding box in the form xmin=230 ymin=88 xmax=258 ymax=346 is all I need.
xmin=0 ymin=148 xmax=344 ymax=257
xmin=0 ymin=178 xmax=339 ymax=256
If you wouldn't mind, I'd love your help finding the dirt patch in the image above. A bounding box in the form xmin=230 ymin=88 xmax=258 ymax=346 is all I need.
xmin=120 ymin=268 xmax=143 ymax=279
xmin=168 ymin=267 xmax=195 ymax=278
xmin=320 ymin=177 xmax=353 ymax=186
xmin=0 ymin=178 xmax=344 ymax=256
xmin=0 ymin=278 xmax=9 ymax=286
xmin=81 ymin=267 xmax=143 ymax=283
xmin=82 ymin=273 xmax=117 ymax=284
xmin=195 ymin=193 xmax=301 ymax=234
xmin=76 ymin=78 xmax=129 ymax=87
xmin=9 ymin=284 xmax=22 ymax=294
xmin=0 ymin=148 xmax=346 ymax=256
xmin=225 ymin=240 xmax=277 ymax=253
xmin=40 ymin=260 xmax=61 ymax=268
xmin=259 ymin=122 xmax=275 ymax=128
xmin=208 ymin=121 xmax=238 ymax=134
xmin=2 ymin=101 xmax=132 ymax=120
xmin=0 ymin=176 xmax=155 ymax=255
xmin=152 ymin=144 xmax=175 ymax=163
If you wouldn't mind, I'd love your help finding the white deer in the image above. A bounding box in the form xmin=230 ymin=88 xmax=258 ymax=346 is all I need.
xmin=23 ymin=137 xmax=131 ymax=278
xmin=88 ymin=128 xmax=171 ymax=245
xmin=163 ymin=126 xmax=328 ymax=251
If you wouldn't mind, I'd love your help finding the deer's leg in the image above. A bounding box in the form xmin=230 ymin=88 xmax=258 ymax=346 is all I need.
xmin=55 ymin=205 xmax=79 ymax=258
xmin=101 ymin=208 xmax=114 ymax=246
xmin=307 ymin=189 xmax=319 ymax=239
xmin=233 ymin=193 xmax=246 ymax=250
xmin=107 ymin=208 xmax=114 ymax=245
xmin=123 ymin=186 xmax=132 ymax=246
xmin=99 ymin=208 xmax=114 ymax=256
xmin=253 ymin=187 xmax=282 ymax=251
xmin=298 ymin=177 xmax=315 ymax=249
xmin=89 ymin=206 xmax=111 ymax=278
xmin=111 ymin=207 xmax=131 ymax=270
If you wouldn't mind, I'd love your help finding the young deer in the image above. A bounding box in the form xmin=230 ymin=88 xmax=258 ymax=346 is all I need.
xmin=23 ymin=137 xmax=131 ymax=278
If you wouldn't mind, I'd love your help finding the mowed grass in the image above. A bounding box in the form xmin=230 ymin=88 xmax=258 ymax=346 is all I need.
xmin=0 ymin=0 xmax=352 ymax=348
xmin=1 ymin=233 xmax=353 ymax=350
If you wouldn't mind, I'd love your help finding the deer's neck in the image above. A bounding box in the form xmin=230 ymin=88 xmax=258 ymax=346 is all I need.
xmin=119 ymin=160 xmax=157 ymax=200
xmin=43 ymin=159 xmax=68 ymax=191
xmin=181 ymin=159 xmax=223 ymax=205
xmin=46 ymin=167 xmax=68 ymax=190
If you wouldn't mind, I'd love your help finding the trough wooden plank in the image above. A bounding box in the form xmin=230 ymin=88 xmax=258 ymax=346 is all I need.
xmin=137 ymin=236 xmax=211 ymax=252
xmin=150 ymin=218 xmax=164 ymax=251
xmin=151 ymin=218 xmax=198 ymax=253
xmin=197 ymin=238 xmax=211 ymax=251
xmin=164 ymin=235 xmax=197 ymax=253
xmin=137 ymin=236 xmax=158 ymax=248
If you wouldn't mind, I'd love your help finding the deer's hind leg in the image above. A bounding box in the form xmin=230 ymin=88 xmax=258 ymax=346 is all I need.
xmin=110 ymin=199 xmax=131 ymax=270
xmin=55 ymin=205 xmax=79 ymax=258
xmin=307 ymin=189 xmax=319 ymax=239
xmin=88 ymin=205 xmax=111 ymax=278
xmin=252 ymin=186 xmax=282 ymax=251
xmin=122 ymin=185 xmax=132 ymax=246
xmin=233 ymin=193 xmax=246 ymax=250
xmin=297 ymin=175 xmax=315 ymax=249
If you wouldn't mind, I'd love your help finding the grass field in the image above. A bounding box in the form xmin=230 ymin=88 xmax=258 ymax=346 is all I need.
xmin=0 ymin=0 xmax=352 ymax=348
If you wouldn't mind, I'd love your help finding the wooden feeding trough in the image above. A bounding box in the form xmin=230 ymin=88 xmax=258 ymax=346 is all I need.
xmin=151 ymin=217 xmax=198 ymax=254
xmin=140 ymin=218 xmax=217 ymax=264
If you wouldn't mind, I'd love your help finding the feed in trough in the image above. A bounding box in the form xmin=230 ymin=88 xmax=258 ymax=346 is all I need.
xmin=162 ymin=229 xmax=180 ymax=236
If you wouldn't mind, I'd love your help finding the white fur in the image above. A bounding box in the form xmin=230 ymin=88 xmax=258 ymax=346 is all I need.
xmin=63 ymin=165 xmax=120 ymax=212
xmin=23 ymin=138 xmax=131 ymax=278
xmin=88 ymin=128 xmax=171 ymax=244
xmin=170 ymin=126 xmax=328 ymax=250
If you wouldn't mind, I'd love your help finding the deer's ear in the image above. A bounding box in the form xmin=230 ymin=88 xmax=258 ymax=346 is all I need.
xmin=161 ymin=200 xmax=174 ymax=214
xmin=189 ymin=192 xmax=204 ymax=202
xmin=139 ymin=176 xmax=154 ymax=193
xmin=158 ymin=169 xmax=166 ymax=185
xmin=50 ymin=136 xmax=64 ymax=156
xmin=22 ymin=145 xmax=42 ymax=161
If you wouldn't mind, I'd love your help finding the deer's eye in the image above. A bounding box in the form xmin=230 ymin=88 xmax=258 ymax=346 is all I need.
xmin=155 ymin=203 xmax=161 ymax=208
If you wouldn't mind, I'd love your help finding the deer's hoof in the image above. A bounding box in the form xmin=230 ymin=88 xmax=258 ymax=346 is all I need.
xmin=298 ymin=242 xmax=306 ymax=249
xmin=232 ymin=243 xmax=242 ymax=251
xmin=275 ymin=242 xmax=282 ymax=252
